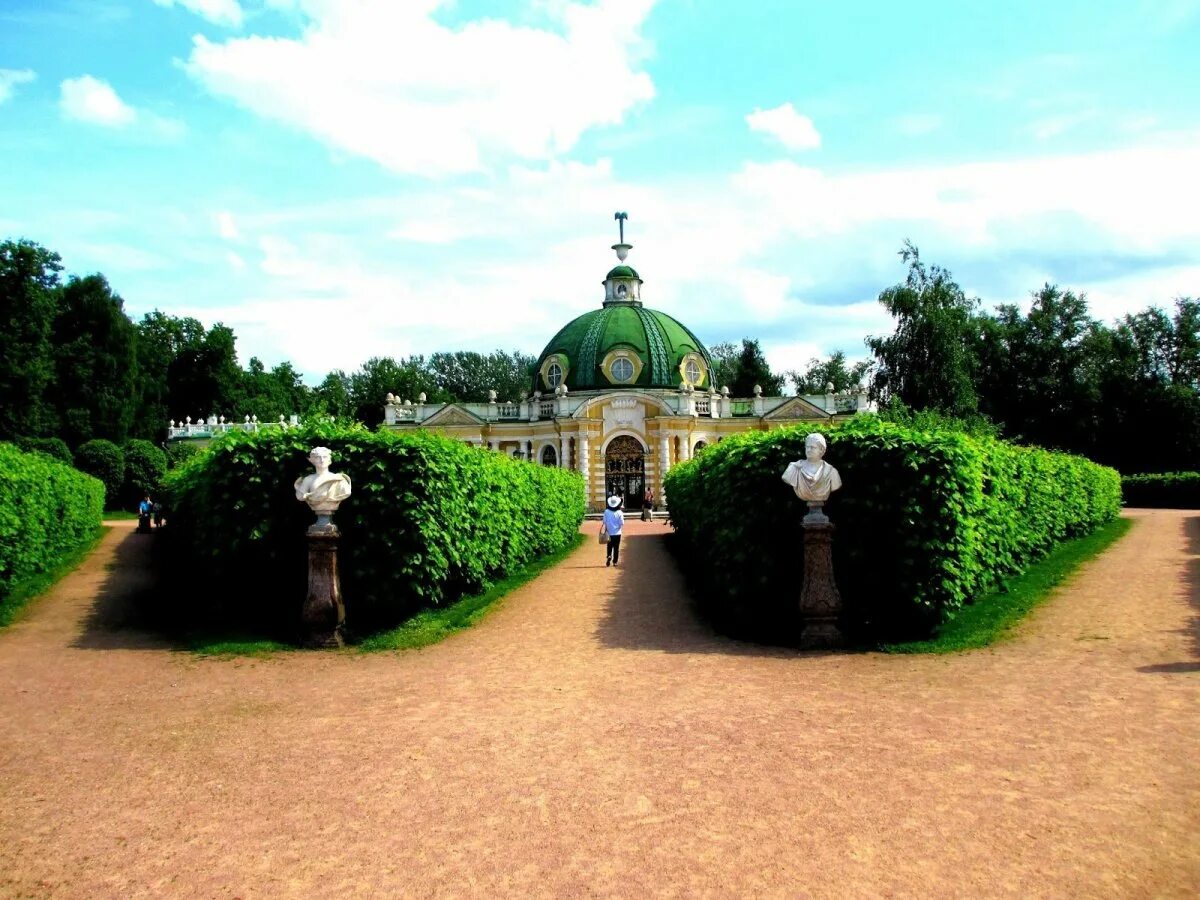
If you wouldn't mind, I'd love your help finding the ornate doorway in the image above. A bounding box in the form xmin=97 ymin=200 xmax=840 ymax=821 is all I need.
xmin=605 ymin=435 xmax=645 ymax=509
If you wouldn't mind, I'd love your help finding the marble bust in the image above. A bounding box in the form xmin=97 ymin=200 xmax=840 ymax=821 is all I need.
xmin=782 ymin=433 xmax=842 ymax=506
xmin=295 ymin=446 xmax=352 ymax=531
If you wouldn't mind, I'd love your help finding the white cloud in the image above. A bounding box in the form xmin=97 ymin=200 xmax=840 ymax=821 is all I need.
xmin=0 ymin=68 xmax=35 ymax=105
xmin=152 ymin=0 xmax=244 ymax=28
xmin=216 ymin=210 xmax=240 ymax=239
xmin=59 ymin=75 xmax=136 ymax=126
xmin=180 ymin=0 xmax=657 ymax=176
xmin=745 ymin=102 xmax=821 ymax=151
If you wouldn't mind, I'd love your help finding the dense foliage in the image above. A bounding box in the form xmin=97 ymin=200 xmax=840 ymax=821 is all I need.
xmin=14 ymin=436 xmax=71 ymax=464
xmin=165 ymin=424 xmax=585 ymax=638
xmin=73 ymin=439 xmax=125 ymax=508
xmin=0 ymin=443 xmax=104 ymax=604
xmin=664 ymin=417 xmax=1121 ymax=643
xmin=121 ymin=439 xmax=168 ymax=506
xmin=1121 ymin=472 xmax=1200 ymax=509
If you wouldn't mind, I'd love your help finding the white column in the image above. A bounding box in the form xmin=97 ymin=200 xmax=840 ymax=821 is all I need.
xmin=559 ymin=437 xmax=567 ymax=469
xmin=579 ymin=434 xmax=590 ymax=503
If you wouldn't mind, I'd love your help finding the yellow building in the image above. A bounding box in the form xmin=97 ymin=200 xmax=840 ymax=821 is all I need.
xmin=382 ymin=233 xmax=870 ymax=512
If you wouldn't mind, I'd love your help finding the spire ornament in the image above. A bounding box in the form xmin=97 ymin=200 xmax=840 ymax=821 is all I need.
xmin=612 ymin=211 xmax=631 ymax=261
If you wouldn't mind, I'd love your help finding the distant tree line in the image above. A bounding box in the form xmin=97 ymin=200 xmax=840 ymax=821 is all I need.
xmin=4 ymin=236 xmax=1195 ymax=475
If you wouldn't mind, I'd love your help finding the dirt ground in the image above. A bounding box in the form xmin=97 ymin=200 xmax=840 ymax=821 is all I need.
xmin=0 ymin=509 xmax=1197 ymax=898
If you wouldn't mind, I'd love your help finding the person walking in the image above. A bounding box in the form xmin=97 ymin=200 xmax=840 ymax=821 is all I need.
xmin=603 ymin=494 xmax=624 ymax=567
xmin=641 ymin=487 xmax=654 ymax=521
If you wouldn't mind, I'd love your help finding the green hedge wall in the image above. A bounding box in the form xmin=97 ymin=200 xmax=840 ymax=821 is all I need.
xmin=165 ymin=424 xmax=586 ymax=637
xmin=0 ymin=443 xmax=104 ymax=605
xmin=74 ymin=439 xmax=124 ymax=508
xmin=1122 ymin=472 xmax=1200 ymax=509
xmin=664 ymin=417 xmax=1121 ymax=642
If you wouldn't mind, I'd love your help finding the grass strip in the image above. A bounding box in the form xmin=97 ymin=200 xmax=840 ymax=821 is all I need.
xmin=0 ymin=527 xmax=108 ymax=629
xmin=357 ymin=532 xmax=586 ymax=653
xmin=882 ymin=517 xmax=1134 ymax=654
xmin=103 ymin=510 xmax=139 ymax=521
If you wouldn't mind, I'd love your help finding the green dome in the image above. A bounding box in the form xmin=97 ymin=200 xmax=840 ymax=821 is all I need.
xmin=605 ymin=264 xmax=641 ymax=280
xmin=534 ymin=305 xmax=714 ymax=393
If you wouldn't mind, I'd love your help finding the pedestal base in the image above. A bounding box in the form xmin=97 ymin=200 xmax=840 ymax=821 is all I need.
xmin=799 ymin=521 xmax=843 ymax=649
xmin=304 ymin=530 xmax=345 ymax=649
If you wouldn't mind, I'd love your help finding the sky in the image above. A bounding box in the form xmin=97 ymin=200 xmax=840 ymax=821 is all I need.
xmin=2 ymin=0 xmax=1199 ymax=387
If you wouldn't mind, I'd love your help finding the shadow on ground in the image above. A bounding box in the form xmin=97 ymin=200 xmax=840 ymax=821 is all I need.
xmin=1136 ymin=513 xmax=1200 ymax=674
xmin=72 ymin=526 xmax=178 ymax=651
xmin=591 ymin=531 xmax=829 ymax=659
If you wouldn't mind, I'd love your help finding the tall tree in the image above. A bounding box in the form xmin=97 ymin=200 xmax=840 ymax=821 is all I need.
xmin=167 ymin=322 xmax=242 ymax=421
xmin=866 ymin=242 xmax=981 ymax=417
xmin=348 ymin=356 xmax=443 ymax=426
xmin=49 ymin=274 xmax=138 ymax=445
xmin=132 ymin=310 xmax=207 ymax=439
xmin=787 ymin=351 xmax=873 ymax=395
xmin=312 ymin=370 xmax=354 ymax=419
xmin=708 ymin=339 xmax=785 ymax=396
xmin=237 ymin=357 xmax=312 ymax=421
xmin=0 ymin=239 xmax=62 ymax=439
xmin=428 ymin=349 xmax=537 ymax=402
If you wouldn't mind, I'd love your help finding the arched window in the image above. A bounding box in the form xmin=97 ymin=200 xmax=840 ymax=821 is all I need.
xmin=694 ymin=440 xmax=708 ymax=455
xmin=611 ymin=357 xmax=634 ymax=383
xmin=685 ymin=359 xmax=702 ymax=385
xmin=547 ymin=362 xmax=563 ymax=388
xmin=541 ymin=445 xmax=557 ymax=466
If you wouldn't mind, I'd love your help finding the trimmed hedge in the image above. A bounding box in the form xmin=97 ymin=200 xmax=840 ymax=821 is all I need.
xmin=0 ymin=443 xmax=104 ymax=606
xmin=664 ymin=417 xmax=1121 ymax=642
xmin=122 ymin=439 xmax=167 ymax=507
xmin=74 ymin=439 xmax=124 ymax=508
xmin=165 ymin=424 xmax=585 ymax=638
xmin=1122 ymin=472 xmax=1200 ymax=509
xmin=15 ymin=436 xmax=72 ymax=465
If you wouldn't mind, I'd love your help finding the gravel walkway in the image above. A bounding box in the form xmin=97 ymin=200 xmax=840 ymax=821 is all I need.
xmin=0 ymin=510 xmax=1197 ymax=898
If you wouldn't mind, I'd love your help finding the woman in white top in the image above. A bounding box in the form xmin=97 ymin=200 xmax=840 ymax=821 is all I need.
xmin=602 ymin=495 xmax=625 ymax=567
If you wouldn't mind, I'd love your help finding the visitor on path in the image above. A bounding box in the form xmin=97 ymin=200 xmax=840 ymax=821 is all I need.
xmin=137 ymin=495 xmax=152 ymax=533
xmin=641 ymin=487 xmax=654 ymax=521
xmin=152 ymin=501 xmax=164 ymax=529
xmin=603 ymin=495 xmax=624 ymax=567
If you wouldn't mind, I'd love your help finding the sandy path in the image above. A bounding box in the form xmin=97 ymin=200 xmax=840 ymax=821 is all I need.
xmin=0 ymin=510 xmax=1197 ymax=898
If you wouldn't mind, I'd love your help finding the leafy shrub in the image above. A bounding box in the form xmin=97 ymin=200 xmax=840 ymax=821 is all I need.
xmin=73 ymin=439 xmax=125 ymax=508
xmin=0 ymin=443 xmax=104 ymax=605
xmin=122 ymin=439 xmax=168 ymax=507
xmin=1122 ymin=472 xmax=1200 ymax=509
xmin=165 ymin=440 xmax=204 ymax=469
xmin=165 ymin=423 xmax=585 ymax=638
xmin=664 ymin=416 xmax=1121 ymax=643
xmin=15 ymin=436 xmax=72 ymax=465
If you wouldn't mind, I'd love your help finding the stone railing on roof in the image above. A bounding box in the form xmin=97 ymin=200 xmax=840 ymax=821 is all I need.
xmin=167 ymin=414 xmax=300 ymax=440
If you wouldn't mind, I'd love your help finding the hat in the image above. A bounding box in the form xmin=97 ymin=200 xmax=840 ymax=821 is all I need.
xmin=606 ymin=495 xmax=622 ymax=509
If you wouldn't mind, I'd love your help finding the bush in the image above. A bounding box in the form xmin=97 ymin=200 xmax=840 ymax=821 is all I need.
xmin=0 ymin=443 xmax=104 ymax=606
xmin=122 ymin=439 xmax=167 ymax=507
xmin=165 ymin=423 xmax=585 ymax=639
xmin=73 ymin=439 xmax=125 ymax=509
xmin=1122 ymin=472 xmax=1200 ymax=508
xmin=165 ymin=440 xmax=204 ymax=469
xmin=664 ymin=417 xmax=1121 ymax=643
xmin=14 ymin=436 xmax=72 ymax=465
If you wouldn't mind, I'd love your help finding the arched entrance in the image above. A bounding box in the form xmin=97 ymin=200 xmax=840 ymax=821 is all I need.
xmin=540 ymin=445 xmax=557 ymax=466
xmin=605 ymin=435 xmax=645 ymax=509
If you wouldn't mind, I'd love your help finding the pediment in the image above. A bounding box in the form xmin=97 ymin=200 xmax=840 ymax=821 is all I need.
xmin=422 ymin=405 xmax=485 ymax=427
xmin=764 ymin=397 xmax=829 ymax=420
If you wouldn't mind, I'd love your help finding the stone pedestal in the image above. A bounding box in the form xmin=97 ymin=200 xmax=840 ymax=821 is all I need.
xmin=303 ymin=529 xmax=345 ymax=648
xmin=799 ymin=520 xmax=843 ymax=649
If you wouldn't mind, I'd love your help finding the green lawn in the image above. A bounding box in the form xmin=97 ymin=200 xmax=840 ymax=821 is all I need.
xmin=0 ymin=527 xmax=108 ymax=629
xmin=882 ymin=517 xmax=1134 ymax=653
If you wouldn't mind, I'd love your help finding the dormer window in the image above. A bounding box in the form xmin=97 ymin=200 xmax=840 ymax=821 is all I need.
xmin=616 ymin=284 xmax=628 ymax=298
xmin=547 ymin=362 xmax=563 ymax=388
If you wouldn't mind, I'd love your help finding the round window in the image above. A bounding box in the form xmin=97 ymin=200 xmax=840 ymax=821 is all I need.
xmin=611 ymin=357 xmax=634 ymax=383
xmin=685 ymin=359 xmax=702 ymax=385
xmin=546 ymin=362 xmax=563 ymax=388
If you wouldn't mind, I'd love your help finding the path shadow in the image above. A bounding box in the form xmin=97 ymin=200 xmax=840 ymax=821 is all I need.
xmin=72 ymin=526 xmax=178 ymax=651
xmin=1136 ymin=514 xmax=1200 ymax=675
xmin=593 ymin=532 xmax=833 ymax=658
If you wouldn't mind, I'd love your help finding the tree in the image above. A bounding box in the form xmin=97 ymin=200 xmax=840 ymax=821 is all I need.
xmin=429 ymin=350 xmax=537 ymax=402
xmin=73 ymin=439 xmax=125 ymax=509
xmin=0 ymin=239 xmax=62 ymax=439
xmin=121 ymin=439 xmax=167 ymax=507
xmin=866 ymin=242 xmax=981 ymax=417
xmin=49 ymin=273 xmax=138 ymax=446
xmin=348 ymin=356 xmax=443 ymax=426
xmin=132 ymin=311 xmax=207 ymax=439
xmin=236 ymin=357 xmax=312 ymax=421
xmin=166 ymin=322 xmax=242 ymax=421
xmin=787 ymin=351 xmax=873 ymax=395
xmin=708 ymin=339 xmax=785 ymax=396
xmin=312 ymin=370 xmax=354 ymax=419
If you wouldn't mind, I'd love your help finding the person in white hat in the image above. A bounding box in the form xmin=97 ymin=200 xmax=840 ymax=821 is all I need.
xmin=603 ymin=494 xmax=625 ymax=566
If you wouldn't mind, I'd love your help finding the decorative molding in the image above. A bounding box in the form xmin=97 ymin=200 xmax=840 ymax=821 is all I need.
xmin=764 ymin=397 xmax=830 ymax=420
xmin=422 ymin=405 xmax=486 ymax=427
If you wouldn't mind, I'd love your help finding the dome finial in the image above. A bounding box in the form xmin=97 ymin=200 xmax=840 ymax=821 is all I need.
xmin=612 ymin=211 xmax=631 ymax=262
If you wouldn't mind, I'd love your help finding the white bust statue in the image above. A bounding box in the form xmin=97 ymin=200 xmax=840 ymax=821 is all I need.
xmin=295 ymin=446 xmax=352 ymax=531
xmin=782 ymin=432 xmax=842 ymax=506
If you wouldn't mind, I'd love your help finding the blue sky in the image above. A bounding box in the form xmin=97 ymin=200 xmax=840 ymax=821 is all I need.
xmin=2 ymin=0 xmax=1198 ymax=387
